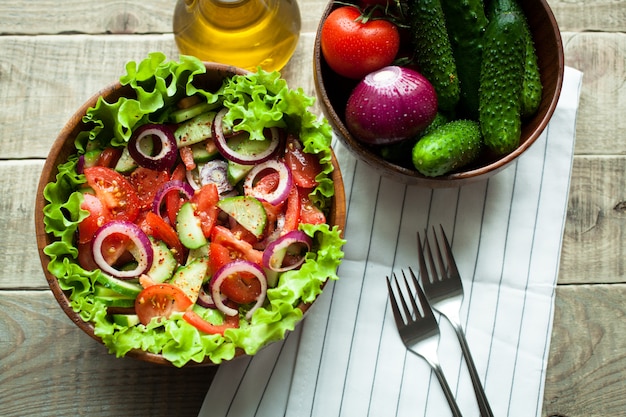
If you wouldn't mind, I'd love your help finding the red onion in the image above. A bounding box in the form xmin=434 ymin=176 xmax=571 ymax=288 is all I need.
xmin=196 ymin=284 xmax=225 ymax=309
xmin=262 ymin=230 xmax=312 ymax=273
xmin=243 ymin=159 xmax=292 ymax=206
xmin=345 ymin=66 xmax=438 ymax=145
xmin=152 ymin=180 xmax=195 ymax=216
xmin=210 ymin=259 xmax=267 ymax=320
xmin=212 ymin=108 xmax=280 ymax=165
xmin=91 ymin=220 xmax=154 ymax=279
xmin=128 ymin=123 xmax=178 ymax=171
xmin=199 ymin=160 xmax=234 ymax=194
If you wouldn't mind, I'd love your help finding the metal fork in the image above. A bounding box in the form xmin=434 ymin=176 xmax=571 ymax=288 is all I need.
xmin=418 ymin=226 xmax=494 ymax=417
xmin=386 ymin=268 xmax=463 ymax=417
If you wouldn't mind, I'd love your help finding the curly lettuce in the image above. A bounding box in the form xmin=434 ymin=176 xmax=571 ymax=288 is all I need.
xmin=42 ymin=54 xmax=345 ymax=367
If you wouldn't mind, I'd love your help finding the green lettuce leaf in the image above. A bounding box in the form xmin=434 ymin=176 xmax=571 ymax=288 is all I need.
xmin=41 ymin=54 xmax=345 ymax=367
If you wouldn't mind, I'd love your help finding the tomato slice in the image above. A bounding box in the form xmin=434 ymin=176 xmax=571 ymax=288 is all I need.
xmin=143 ymin=212 xmax=186 ymax=265
xmin=182 ymin=309 xmax=239 ymax=335
xmin=220 ymin=271 xmax=262 ymax=304
xmin=135 ymin=283 xmax=193 ymax=325
xmin=211 ymin=225 xmax=263 ymax=266
xmin=191 ymin=183 xmax=219 ymax=238
xmin=166 ymin=163 xmax=187 ymax=225
xmin=209 ymin=241 xmax=232 ymax=276
xmin=78 ymin=193 xmax=111 ymax=244
xmin=284 ymin=135 xmax=323 ymax=188
xmin=282 ymin=185 xmax=301 ymax=234
xmin=298 ymin=187 xmax=326 ymax=225
xmin=129 ymin=167 xmax=170 ymax=211
xmin=84 ymin=166 xmax=141 ymax=222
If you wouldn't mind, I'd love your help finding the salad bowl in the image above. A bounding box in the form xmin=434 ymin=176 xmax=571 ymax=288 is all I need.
xmin=313 ymin=0 xmax=564 ymax=187
xmin=35 ymin=54 xmax=346 ymax=367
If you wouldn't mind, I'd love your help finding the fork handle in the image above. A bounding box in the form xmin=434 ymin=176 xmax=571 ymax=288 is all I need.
xmin=431 ymin=364 xmax=464 ymax=417
xmin=451 ymin=324 xmax=494 ymax=417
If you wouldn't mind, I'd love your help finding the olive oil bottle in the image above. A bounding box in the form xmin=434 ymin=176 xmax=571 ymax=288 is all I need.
xmin=173 ymin=0 xmax=301 ymax=72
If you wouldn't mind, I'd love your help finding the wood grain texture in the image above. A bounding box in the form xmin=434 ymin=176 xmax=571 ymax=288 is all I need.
xmin=543 ymin=284 xmax=626 ymax=416
xmin=0 ymin=291 xmax=215 ymax=417
xmin=548 ymin=0 xmax=626 ymax=32
xmin=0 ymin=0 xmax=328 ymax=35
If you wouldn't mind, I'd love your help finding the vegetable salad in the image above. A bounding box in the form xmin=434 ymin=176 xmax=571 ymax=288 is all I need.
xmin=42 ymin=53 xmax=345 ymax=367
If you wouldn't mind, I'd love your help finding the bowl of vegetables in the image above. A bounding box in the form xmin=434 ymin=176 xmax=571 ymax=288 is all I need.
xmin=314 ymin=0 xmax=564 ymax=187
xmin=35 ymin=53 xmax=346 ymax=367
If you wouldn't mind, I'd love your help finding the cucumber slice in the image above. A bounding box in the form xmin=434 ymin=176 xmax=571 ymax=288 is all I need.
xmin=226 ymin=135 xmax=273 ymax=184
xmin=147 ymin=238 xmax=177 ymax=283
xmin=112 ymin=314 xmax=141 ymax=327
xmin=170 ymin=257 xmax=209 ymax=303
xmin=114 ymin=138 xmax=154 ymax=173
xmin=190 ymin=141 xmax=219 ymax=163
xmin=170 ymin=101 xmax=220 ymax=124
xmin=94 ymin=295 xmax=136 ymax=308
xmin=216 ymin=196 xmax=267 ymax=239
xmin=176 ymin=201 xmax=208 ymax=249
xmin=96 ymin=274 xmax=143 ymax=297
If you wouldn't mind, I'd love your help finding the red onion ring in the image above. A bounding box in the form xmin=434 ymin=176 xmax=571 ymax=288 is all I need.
xmin=196 ymin=284 xmax=226 ymax=309
xmin=91 ymin=220 xmax=154 ymax=279
xmin=212 ymin=108 xmax=280 ymax=165
xmin=152 ymin=180 xmax=195 ymax=216
xmin=128 ymin=124 xmax=177 ymax=171
xmin=199 ymin=160 xmax=234 ymax=194
xmin=210 ymin=259 xmax=267 ymax=320
xmin=243 ymin=159 xmax=293 ymax=206
xmin=262 ymin=230 xmax=312 ymax=273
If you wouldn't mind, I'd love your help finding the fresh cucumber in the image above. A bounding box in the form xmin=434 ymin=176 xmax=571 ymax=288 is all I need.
xmin=380 ymin=112 xmax=449 ymax=168
xmin=226 ymin=136 xmax=274 ymax=184
xmin=486 ymin=0 xmax=542 ymax=118
xmin=407 ymin=0 xmax=460 ymax=112
xmin=111 ymin=314 xmax=141 ymax=327
xmin=170 ymin=101 xmax=220 ymax=124
xmin=170 ymin=257 xmax=209 ymax=303
xmin=115 ymin=138 xmax=155 ymax=173
xmin=176 ymin=201 xmax=208 ymax=249
xmin=190 ymin=141 xmax=219 ymax=163
xmin=174 ymin=112 xmax=217 ymax=148
xmin=412 ymin=119 xmax=482 ymax=177
xmin=440 ymin=0 xmax=488 ymax=119
xmin=95 ymin=274 xmax=143 ymax=297
xmin=216 ymin=196 xmax=267 ymax=239
xmin=147 ymin=238 xmax=177 ymax=283
xmin=478 ymin=11 xmax=526 ymax=155
xmin=94 ymin=295 xmax=136 ymax=308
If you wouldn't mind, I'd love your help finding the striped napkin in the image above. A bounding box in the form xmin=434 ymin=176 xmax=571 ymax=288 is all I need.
xmin=199 ymin=66 xmax=583 ymax=417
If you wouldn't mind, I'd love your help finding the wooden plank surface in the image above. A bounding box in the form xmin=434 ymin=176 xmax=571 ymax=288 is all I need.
xmin=1 ymin=0 xmax=625 ymax=415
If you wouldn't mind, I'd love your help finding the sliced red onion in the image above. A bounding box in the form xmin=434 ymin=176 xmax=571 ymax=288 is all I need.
xmin=199 ymin=160 xmax=234 ymax=194
xmin=262 ymin=230 xmax=312 ymax=273
xmin=196 ymin=284 xmax=226 ymax=309
xmin=152 ymin=180 xmax=195 ymax=216
xmin=91 ymin=220 xmax=154 ymax=279
xmin=210 ymin=259 xmax=267 ymax=321
xmin=128 ymin=124 xmax=178 ymax=171
xmin=212 ymin=108 xmax=280 ymax=165
xmin=243 ymin=159 xmax=292 ymax=206
xmin=186 ymin=167 xmax=202 ymax=191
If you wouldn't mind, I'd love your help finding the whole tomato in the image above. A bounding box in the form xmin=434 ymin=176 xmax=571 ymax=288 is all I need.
xmin=320 ymin=6 xmax=400 ymax=80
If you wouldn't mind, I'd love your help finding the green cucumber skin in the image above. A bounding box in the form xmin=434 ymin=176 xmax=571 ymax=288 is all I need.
xmin=479 ymin=11 xmax=526 ymax=155
xmin=486 ymin=0 xmax=542 ymax=118
xmin=412 ymin=119 xmax=482 ymax=177
xmin=407 ymin=0 xmax=460 ymax=112
xmin=440 ymin=0 xmax=488 ymax=119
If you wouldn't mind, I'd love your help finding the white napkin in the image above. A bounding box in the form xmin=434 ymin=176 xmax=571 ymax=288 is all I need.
xmin=199 ymin=66 xmax=583 ymax=417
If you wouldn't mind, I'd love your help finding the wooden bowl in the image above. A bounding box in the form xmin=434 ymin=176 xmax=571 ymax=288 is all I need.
xmin=35 ymin=62 xmax=346 ymax=366
xmin=314 ymin=0 xmax=564 ymax=187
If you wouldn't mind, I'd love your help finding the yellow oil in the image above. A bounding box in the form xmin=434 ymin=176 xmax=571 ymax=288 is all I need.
xmin=173 ymin=0 xmax=301 ymax=72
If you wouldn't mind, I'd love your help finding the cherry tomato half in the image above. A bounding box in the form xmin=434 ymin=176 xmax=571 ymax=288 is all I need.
xmin=129 ymin=167 xmax=170 ymax=211
xmin=135 ymin=283 xmax=193 ymax=325
xmin=320 ymin=6 xmax=400 ymax=79
xmin=183 ymin=309 xmax=239 ymax=335
xmin=78 ymin=193 xmax=111 ymax=244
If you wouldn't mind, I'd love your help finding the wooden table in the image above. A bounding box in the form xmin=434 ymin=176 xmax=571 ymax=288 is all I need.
xmin=0 ymin=0 xmax=623 ymax=415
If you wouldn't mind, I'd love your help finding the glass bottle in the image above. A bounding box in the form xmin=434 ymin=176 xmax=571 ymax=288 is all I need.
xmin=173 ymin=0 xmax=301 ymax=72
